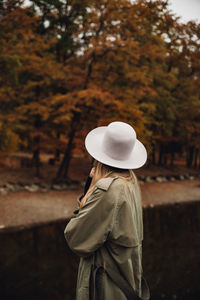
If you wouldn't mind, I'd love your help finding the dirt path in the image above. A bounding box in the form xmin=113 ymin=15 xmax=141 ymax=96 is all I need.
xmin=141 ymin=179 xmax=200 ymax=207
xmin=0 ymin=180 xmax=200 ymax=233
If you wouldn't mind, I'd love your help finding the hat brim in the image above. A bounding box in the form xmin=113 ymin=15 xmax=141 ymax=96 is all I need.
xmin=85 ymin=126 xmax=147 ymax=169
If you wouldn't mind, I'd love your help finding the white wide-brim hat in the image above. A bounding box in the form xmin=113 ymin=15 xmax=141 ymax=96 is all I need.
xmin=85 ymin=121 xmax=147 ymax=169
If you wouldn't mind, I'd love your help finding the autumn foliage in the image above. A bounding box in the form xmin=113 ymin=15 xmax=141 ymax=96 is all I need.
xmin=0 ymin=0 xmax=200 ymax=178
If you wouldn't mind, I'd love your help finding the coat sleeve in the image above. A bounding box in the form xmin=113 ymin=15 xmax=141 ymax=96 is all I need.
xmin=110 ymin=182 xmax=143 ymax=247
xmin=64 ymin=185 xmax=116 ymax=257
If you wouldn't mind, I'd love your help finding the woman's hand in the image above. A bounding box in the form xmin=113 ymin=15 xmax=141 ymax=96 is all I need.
xmin=89 ymin=167 xmax=95 ymax=178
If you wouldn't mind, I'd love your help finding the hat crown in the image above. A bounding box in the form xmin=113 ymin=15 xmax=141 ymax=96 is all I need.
xmin=102 ymin=122 xmax=136 ymax=161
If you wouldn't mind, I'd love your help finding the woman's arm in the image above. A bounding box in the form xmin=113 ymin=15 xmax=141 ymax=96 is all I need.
xmin=73 ymin=168 xmax=95 ymax=215
xmin=64 ymin=183 xmax=116 ymax=257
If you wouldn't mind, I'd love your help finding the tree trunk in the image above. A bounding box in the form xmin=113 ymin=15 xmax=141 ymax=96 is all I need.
xmin=151 ymin=143 xmax=156 ymax=165
xmin=186 ymin=146 xmax=194 ymax=168
xmin=32 ymin=116 xmax=42 ymax=178
xmin=193 ymin=148 xmax=199 ymax=169
xmin=56 ymin=111 xmax=80 ymax=181
xmin=32 ymin=144 xmax=41 ymax=178
xmin=170 ymin=151 xmax=175 ymax=166
xmin=55 ymin=131 xmax=61 ymax=161
xmin=163 ymin=153 xmax=168 ymax=166
xmin=158 ymin=144 xmax=164 ymax=166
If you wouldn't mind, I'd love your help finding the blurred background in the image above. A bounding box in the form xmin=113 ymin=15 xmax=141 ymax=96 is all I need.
xmin=0 ymin=0 xmax=200 ymax=299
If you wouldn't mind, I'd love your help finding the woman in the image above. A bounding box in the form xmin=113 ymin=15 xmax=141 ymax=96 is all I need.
xmin=64 ymin=121 xmax=150 ymax=300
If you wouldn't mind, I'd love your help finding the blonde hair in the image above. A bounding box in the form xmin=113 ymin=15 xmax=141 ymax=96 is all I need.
xmin=80 ymin=160 xmax=141 ymax=208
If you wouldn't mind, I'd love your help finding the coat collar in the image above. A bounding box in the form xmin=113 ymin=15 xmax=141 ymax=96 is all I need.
xmin=96 ymin=177 xmax=118 ymax=191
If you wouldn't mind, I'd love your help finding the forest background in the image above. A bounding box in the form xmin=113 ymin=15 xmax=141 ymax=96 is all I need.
xmin=0 ymin=0 xmax=200 ymax=181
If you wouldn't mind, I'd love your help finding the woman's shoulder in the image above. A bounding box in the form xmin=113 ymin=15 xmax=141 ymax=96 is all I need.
xmin=95 ymin=176 xmax=125 ymax=192
xmin=94 ymin=177 xmax=132 ymax=210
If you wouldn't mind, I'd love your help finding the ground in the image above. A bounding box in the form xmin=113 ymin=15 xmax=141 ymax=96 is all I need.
xmin=1 ymin=179 xmax=200 ymax=233
xmin=0 ymin=153 xmax=200 ymax=233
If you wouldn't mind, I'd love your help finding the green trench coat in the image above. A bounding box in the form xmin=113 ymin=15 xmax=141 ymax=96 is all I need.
xmin=64 ymin=177 xmax=144 ymax=300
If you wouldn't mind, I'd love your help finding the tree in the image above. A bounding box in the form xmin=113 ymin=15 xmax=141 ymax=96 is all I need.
xmin=0 ymin=7 xmax=22 ymax=156
xmin=0 ymin=3 xmax=68 ymax=175
xmin=163 ymin=20 xmax=200 ymax=167
xmin=1 ymin=0 xmax=200 ymax=178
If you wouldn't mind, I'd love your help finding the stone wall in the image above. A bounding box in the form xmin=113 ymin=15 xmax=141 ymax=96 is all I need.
xmin=0 ymin=200 xmax=200 ymax=300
